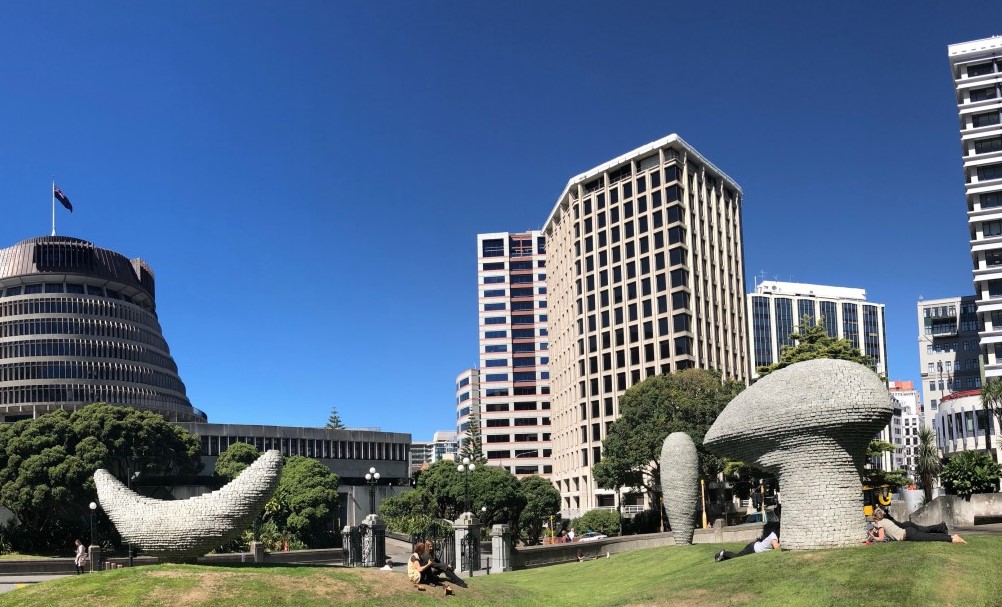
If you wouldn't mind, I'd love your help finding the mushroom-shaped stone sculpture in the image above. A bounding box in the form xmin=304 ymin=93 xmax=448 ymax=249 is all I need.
xmin=660 ymin=432 xmax=699 ymax=545
xmin=703 ymin=359 xmax=893 ymax=550
xmin=95 ymin=449 xmax=283 ymax=562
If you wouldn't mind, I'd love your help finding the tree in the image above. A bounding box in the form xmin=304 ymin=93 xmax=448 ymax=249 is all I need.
xmin=571 ymin=509 xmax=620 ymax=537
xmin=271 ymin=456 xmax=340 ymax=548
xmin=940 ymin=450 xmax=1002 ymax=497
xmin=980 ymin=378 xmax=1002 ymax=463
xmin=416 ymin=460 xmax=522 ymax=523
xmin=0 ymin=404 xmax=201 ymax=553
xmin=517 ymin=476 xmax=561 ymax=545
xmin=863 ymin=438 xmax=909 ymax=490
xmin=756 ymin=315 xmax=871 ymax=377
xmin=324 ymin=407 xmax=345 ymax=430
xmin=458 ymin=410 xmax=485 ymax=464
xmin=915 ymin=427 xmax=942 ymax=504
xmin=379 ymin=488 xmax=438 ymax=536
xmin=213 ymin=442 xmax=261 ymax=480
xmin=597 ymin=369 xmax=744 ymax=498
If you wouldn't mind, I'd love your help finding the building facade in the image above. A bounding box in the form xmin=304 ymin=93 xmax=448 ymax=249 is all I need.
xmin=456 ymin=232 xmax=552 ymax=478
xmin=177 ymin=422 xmax=411 ymax=528
xmin=949 ymin=37 xmax=1002 ymax=380
xmin=888 ymin=380 xmax=923 ymax=479
xmin=748 ymin=281 xmax=887 ymax=379
xmin=933 ymin=390 xmax=999 ymax=463
xmin=916 ymin=296 xmax=981 ymax=430
xmin=0 ymin=236 xmax=204 ymax=423
xmin=543 ymin=134 xmax=749 ymax=515
xmin=410 ymin=430 xmax=458 ymax=475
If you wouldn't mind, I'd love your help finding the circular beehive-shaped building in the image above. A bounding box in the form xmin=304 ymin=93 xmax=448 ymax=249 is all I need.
xmin=0 ymin=236 xmax=203 ymax=422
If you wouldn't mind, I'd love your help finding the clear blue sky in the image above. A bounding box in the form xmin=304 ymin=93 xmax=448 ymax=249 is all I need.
xmin=1 ymin=2 xmax=999 ymax=440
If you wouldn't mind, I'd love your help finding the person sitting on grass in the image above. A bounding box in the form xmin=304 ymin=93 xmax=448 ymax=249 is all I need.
xmin=870 ymin=508 xmax=966 ymax=544
xmin=408 ymin=542 xmax=435 ymax=590
xmin=424 ymin=544 xmax=465 ymax=588
xmin=714 ymin=522 xmax=780 ymax=562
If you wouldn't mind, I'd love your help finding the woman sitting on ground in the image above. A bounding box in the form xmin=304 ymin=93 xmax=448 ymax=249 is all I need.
xmin=871 ymin=508 xmax=966 ymax=543
xmin=407 ymin=542 xmax=435 ymax=588
xmin=715 ymin=522 xmax=780 ymax=562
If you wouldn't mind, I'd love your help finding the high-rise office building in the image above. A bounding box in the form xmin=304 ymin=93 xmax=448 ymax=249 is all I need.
xmin=456 ymin=232 xmax=552 ymax=478
xmin=410 ymin=430 xmax=459 ymax=474
xmin=543 ymin=134 xmax=748 ymax=515
xmin=916 ymin=296 xmax=981 ymax=430
xmin=748 ymin=281 xmax=887 ymax=379
xmin=0 ymin=236 xmax=203 ymax=423
xmin=949 ymin=37 xmax=1002 ymax=379
xmin=888 ymin=380 xmax=923 ymax=479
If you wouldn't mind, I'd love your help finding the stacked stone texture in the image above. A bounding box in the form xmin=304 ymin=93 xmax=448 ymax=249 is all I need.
xmin=659 ymin=432 xmax=699 ymax=545
xmin=95 ymin=449 xmax=283 ymax=561
xmin=703 ymin=360 xmax=893 ymax=550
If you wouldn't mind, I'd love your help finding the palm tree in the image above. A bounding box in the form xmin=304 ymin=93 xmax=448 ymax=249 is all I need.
xmin=915 ymin=427 xmax=942 ymax=505
xmin=980 ymin=378 xmax=1002 ymax=463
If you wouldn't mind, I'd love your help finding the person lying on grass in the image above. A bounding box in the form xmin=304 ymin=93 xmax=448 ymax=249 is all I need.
xmin=715 ymin=522 xmax=780 ymax=562
xmin=871 ymin=508 xmax=966 ymax=544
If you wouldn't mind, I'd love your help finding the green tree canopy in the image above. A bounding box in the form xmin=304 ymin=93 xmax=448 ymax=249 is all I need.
xmin=940 ymin=450 xmax=1002 ymax=497
xmin=915 ymin=427 xmax=942 ymax=504
xmin=325 ymin=407 xmax=345 ymax=430
xmin=458 ymin=411 xmax=486 ymax=464
xmin=379 ymin=488 xmax=438 ymax=536
xmin=416 ymin=459 xmax=522 ymax=524
xmin=213 ymin=442 xmax=261 ymax=480
xmin=756 ymin=315 xmax=871 ymax=377
xmin=271 ymin=456 xmax=340 ymax=547
xmin=0 ymin=404 xmax=201 ymax=552
xmin=572 ymin=509 xmax=620 ymax=537
xmin=517 ymin=476 xmax=561 ymax=546
xmin=597 ymin=368 xmax=744 ymax=497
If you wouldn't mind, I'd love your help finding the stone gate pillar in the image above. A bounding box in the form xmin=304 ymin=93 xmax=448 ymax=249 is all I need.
xmin=362 ymin=514 xmax=386 ymax=567
xmin=491 ymin=524 xmax=512 ymax=572
xmin=453 ymin=512 xmax=481 ymax=577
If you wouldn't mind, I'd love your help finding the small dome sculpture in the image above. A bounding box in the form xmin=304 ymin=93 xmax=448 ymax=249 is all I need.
xmin=95 ymin=450 xmax=283 ymax=562
xmin=660 ymin=432 xmax=699 ymax=545
xmin=703 ymin=359 xmax=893 ymax=550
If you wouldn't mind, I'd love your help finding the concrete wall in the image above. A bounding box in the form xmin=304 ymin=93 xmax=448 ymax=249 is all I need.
xmin=910 ymin=493 xmax=1002 ymax=528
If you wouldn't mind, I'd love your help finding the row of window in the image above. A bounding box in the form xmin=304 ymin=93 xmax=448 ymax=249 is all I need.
xmin=483 ymin=371 xmax=550 ymax=382
xmin=484 ymin=328 xmax=549 ymax=340
xmin=0 ymin=360 xmax=184 ymax=392
xmin=0 ymin=338 xmax=179 ymax=372
xmin=482 ymin=287 xmax=548 ymax=298
xmin=482 ymin=301 xmax=547 ymax=312
xmin=483 ymin=356 xmax=549 ymax=367
xmin=483 ymin=401 xmax=551 ymax=412
xmin=940 ymin=411 xmax=994 ymax=449
xmin=481 ymin=237 xmax=546 ymax=258
xmin=200 ymin=434 xmax=408 ymax=461
xmin=0 ymin=283 xmax=143 ymax=307
xmin=929 ymin=377 xmax=982 ymax=392
xmin=0 ymin=318 xmax=169 ymax=350
xmin=484 ymin=432 xmax=551 ymax=443
xmin=484 ymin=417 xmax=551 ymax=427
xmin=481 ymin=260 xmax=546 ymax=272
xmin=965 ymin=60 xmax=1002 ymax=78
xmin=0 ymin=295 xmax=160 ymax=332
xmin=0 ymin=383 xmax=189 ymax=409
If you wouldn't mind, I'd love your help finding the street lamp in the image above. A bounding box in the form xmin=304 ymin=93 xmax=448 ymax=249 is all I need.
xmin=88 ymin=502 xmax=97 ymax=547
xmin=457 ymin=457 xmax=476 ymax=514
xmin=365 ymin=467 xmax=380 ymax=515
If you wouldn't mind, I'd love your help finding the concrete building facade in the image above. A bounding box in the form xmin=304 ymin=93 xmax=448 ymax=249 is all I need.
xmin=748 ymin=280 xmax=887 ymax=379
xmin=888 ymin=380 xmax=923 ymax=479
xmin=916 ymin=296 xmax=981 ymax=430
xmin=933 ymin=390 xmax=1000 ymax=463
xmin=949 ymin=37 xmax=1002 ymax=380
xmin=0 ymin=236 xmax=203 ymax=423
xmin=543 ymin=134 xmax=749 ymax=515
xmin=457 ymin=232 xmax=552 ymax=478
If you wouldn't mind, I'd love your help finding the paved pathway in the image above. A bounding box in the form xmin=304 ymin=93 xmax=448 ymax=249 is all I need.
xmin=0 ymin=574 xmax=71 ymax=594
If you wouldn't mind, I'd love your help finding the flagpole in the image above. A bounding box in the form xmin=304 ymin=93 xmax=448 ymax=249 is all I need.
xmin=51 ymin=179 xmax=56 ymax=236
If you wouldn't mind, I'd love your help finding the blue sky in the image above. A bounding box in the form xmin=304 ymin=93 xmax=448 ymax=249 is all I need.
xmin=1 ymin=1 xmax=999 ymax=440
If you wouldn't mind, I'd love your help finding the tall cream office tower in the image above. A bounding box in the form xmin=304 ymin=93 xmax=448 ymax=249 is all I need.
xmin=949 ymin=37 xmax=1002 ymax=379
xmin=543 ymin=134 xmax=749 ymax=515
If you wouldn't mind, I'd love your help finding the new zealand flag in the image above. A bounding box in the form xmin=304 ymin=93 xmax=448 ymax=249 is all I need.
xmin=54 ymin=185 xmax=73 ymax=212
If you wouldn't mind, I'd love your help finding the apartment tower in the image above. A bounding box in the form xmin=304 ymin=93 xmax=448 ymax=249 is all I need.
xmin=949 ymin=37 xmax=1002 ymax=379
xmin=543 ymin=135 xmax=748 ymax=515
xmin=916 ymin=296 xmax=980 ymax=430
xmin=748 ymin=280 xmax=887 ymax=379
xmin=456 ymin=232 xmax=552 ymax=478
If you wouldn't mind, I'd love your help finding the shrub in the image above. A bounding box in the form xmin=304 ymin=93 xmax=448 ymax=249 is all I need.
xmin=572 ymin=509 xmax=620 ymax=537
xmin=940 ymin=450 xmax=1002 ymax=496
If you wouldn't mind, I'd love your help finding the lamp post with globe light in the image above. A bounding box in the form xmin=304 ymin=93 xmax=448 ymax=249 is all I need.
xmin=457 ymin=458 xmax=476 ymax=514
xmin=88 ymin=502 xmax=97 ymax=547
xmin=365 ymin=467 xmax=380 ymax=515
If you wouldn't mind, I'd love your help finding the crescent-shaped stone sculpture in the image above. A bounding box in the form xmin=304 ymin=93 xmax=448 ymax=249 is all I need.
xmin=660 ymin=432 xmax=699 ymax=545
xmin=95 ymin=449 xmax=283 ymax=561
xmin=703 ymin=359 xmax=893 ymax=550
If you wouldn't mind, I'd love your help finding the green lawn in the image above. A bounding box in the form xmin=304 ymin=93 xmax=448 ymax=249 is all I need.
xmin=2 ymin=538 xmax=1001 ymax=606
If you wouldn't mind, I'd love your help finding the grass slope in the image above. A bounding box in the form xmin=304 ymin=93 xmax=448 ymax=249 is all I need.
xmin=2 ymin=538 xmax=1001 ymax=607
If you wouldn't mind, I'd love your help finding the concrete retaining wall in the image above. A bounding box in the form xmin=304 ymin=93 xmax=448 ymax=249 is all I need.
xmin=910 ymin=493 xmax=1002 ymax=528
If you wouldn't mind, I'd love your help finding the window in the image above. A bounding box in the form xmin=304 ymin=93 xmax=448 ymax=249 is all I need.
xmin=482 ymin=238 xmax=505 ymax=257
xmin=484 ymin=289 xmax=506 ymax=297
xmin=485 ymin=330 xmax=507 ymax=338
xmin=483 ymin=275 xmax=505 ymax=284
xmin=977 ymin=163 xmax=1002 ymax=181
xmin=484 ymin=302 xmax=506 ymax=311
xmin=975 ymin=136 xmax=1002 ymax=155
xmin=485 ymin=373 xmax=509 ymax=382
xmin=973 ymin=112 xmax=1001 ymax=128
xmin=970 ymin=86 xmax=999 ymax=102
xmin=968 ymin=62 xmax=995 ymax=77
xmin=485 ymin=358 xmax=508 ymax=367
xmin=484 ymin=317 xmax=507 ymax=325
